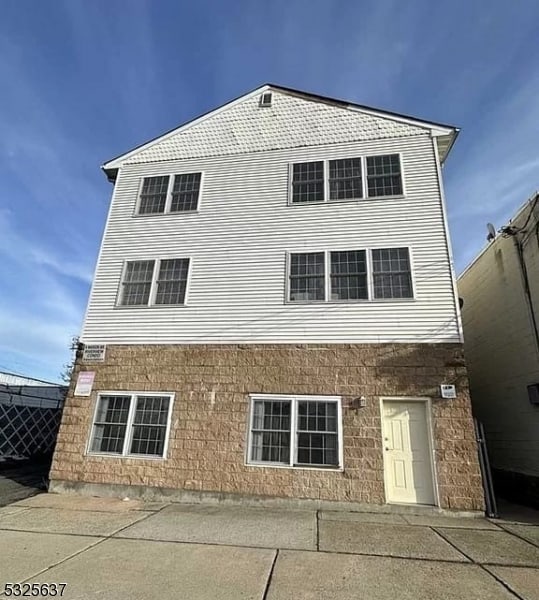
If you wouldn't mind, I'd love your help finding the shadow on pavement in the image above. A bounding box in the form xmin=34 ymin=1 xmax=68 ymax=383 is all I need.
xmin=0 ymin=455 xmax=50 ymax=507
xmin=494 ymin=498 xmax=539 ymax=525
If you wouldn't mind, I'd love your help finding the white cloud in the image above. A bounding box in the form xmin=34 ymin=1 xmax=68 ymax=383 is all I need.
xmin=0 ymin=210 xmax=94 ymax=285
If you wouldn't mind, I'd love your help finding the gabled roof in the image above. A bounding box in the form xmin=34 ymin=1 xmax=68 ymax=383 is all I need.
xmin=102 ymin=83 xmax=459 ymax=182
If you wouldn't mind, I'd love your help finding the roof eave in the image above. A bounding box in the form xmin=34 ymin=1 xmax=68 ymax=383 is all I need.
xmin=435 ymin=128 xmax=460 ymax=164
xmin=102 ymin=165 xmax=118 ymax=183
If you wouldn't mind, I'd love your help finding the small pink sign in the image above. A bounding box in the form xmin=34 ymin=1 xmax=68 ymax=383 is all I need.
xmin=74 ymin=371 xmax=95 ymax=396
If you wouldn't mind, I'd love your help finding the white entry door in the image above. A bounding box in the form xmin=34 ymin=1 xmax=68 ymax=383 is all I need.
xmin=382 ymin=400 xmax=435 ymax=505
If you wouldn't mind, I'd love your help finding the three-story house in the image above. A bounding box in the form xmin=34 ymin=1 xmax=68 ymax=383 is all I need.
xmin=51 ymin=85 xmax=484 ymax=511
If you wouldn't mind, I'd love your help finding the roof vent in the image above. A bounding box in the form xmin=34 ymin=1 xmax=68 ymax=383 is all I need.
xmin=260 ymin=92 xmax=272 ymax=107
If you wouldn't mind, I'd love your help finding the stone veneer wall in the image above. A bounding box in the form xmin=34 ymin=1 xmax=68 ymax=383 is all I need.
xmin=50 ymin=344 xmax=484 ymax=510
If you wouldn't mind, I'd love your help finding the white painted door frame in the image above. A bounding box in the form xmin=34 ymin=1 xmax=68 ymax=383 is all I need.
xmin=379 ymin=396 xmax=440 ymax=507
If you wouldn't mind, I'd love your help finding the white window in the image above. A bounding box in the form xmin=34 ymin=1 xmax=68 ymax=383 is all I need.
xmin=372 ymin=248 xmax=413 ymax=299
xmin=288 ymin=248 xmax=412 ymax=302
xmin=290 ymin=154 xmax=403 ymax=204
xmin=120 ymin=260 xmax=155 ymax=306
xmin=139 ymin=176 xmax=169 ymax=214
xmin=137 ymin=173 xmax=202 ymax=215
xmin=291 ymin=161 xmax=325 ymax=203
xmin=330 ymin=250 xmax=368 ymax=300
xmin=329 ymin=158 xmax=363 ymax=200
xmin=289 ymin=252 xmax=325 ymax=301
xmin=88 ymin=393 xmax=173 ymax=458
xmin=247 ymin=395 xmax=342 ymax=469
xmin=119 ymin=258 xmax=190 ymax=306
xmin=366 ymin=154 xmax=403 ymax=198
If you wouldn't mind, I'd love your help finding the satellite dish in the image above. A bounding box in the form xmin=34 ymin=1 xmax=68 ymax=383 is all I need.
xmin=486 ymin=223 xmax=496 ymax=241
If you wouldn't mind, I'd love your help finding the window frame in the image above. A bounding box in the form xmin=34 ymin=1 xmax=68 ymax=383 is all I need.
xmin=134 ymin=172 xmax=204 ymax=216
xmin=370 ymin=246 xmax=415 ymax=300
xmin=288 ymin=153 xmax=405 ymax=205
xmin=288 ymin=251 xmax=326 ymax=303
xmin=365 ymin=153 xmax=405 ymax=199
xmin=289 ymin=160 xmax=326 ymax=204
xmin=116 ymin=257 xmax=192 ymax=308
xmin=246 ymin=394 xmax=344 ymax=471
xmin=286 ymin=246 xmax=415 ymax=304
xmin=86 ymin=391 xmax=175 ymax=460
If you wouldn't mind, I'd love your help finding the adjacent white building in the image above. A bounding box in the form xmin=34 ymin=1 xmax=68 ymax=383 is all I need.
xmin=459 ymin=194 xmax=539 ymax=507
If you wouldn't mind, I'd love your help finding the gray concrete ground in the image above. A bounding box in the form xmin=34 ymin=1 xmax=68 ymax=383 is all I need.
xmin=0 ymin=493 xmax=538 ymax=599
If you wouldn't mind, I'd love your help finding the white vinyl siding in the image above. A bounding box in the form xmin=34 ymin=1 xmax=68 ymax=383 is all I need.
xmin=82 ymin=134 xmax=460 ymax=344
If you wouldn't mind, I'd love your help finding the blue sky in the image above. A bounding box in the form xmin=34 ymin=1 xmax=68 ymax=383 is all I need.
xmin=1 ymin=0 xmax=538 ymax=382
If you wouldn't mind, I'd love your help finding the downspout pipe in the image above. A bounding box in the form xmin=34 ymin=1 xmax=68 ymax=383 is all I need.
xmin=513 ymin=236 xmax=539 ymax=357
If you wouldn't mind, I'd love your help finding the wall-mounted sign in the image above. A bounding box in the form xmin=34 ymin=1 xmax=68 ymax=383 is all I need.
xmin=440 ymin=384 xmax=457 ymax=399
xmin=82 ymin=344 xmax=106 ymax=361
xmin=74 ymin=371 xmax=95 ymax=396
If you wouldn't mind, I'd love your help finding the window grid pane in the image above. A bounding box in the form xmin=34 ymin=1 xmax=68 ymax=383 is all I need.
xmin=372 ymin=248 xmax=413 ymax=299
xmin=330 ymin=250 xmax=368 ymax=300
xmin=296 ymin=401 xmax=338 ymax=466
xmin=329 ymin=158 xmax=363 ymax=200
xmin=129 ymin=396 xmax=170 ymax=456
xmin=90 ymin=395 xmax=131 ymax=454
xmin=289 ymin=252 xmax=325 ymax=301
xmin=171 ymin=173 xmax=201 ymax=212
xmin=366 ymin=154 xmax=403 ymax=197
xmin=120 ymin=261 xmax=155 ymax=306
xmin=250 ymin=400 xmax=291 ymax=464
xmin=154 ymin=259 xmax=189 ymax=305
xmin=291 ymin=161 xmax=324 ymax=203
xmin=138 ymin=176 xmax=169 ymax=214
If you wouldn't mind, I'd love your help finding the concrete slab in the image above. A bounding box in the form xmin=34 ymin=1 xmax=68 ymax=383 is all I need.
xmin=25 ymin=537 xmax=275 ymax=600
xmin=0 ymin=507 xmax=152 ymax=536
xmin=319 ymin=520 xmax=468 ymax=561
xmin=0 ymin=505 xmax=29 ymax=518
xmin=13 ymin=493 xmax=148 ymax=512
xmin=403 ymin=515 xmax=500 ymax=529
xmin=0 ymin=530 xmax=101 ymax=583
xmin=319 ymin=511 xmax=408 ymax=524
xmin=437 ymin=528 xmax=539 ymax=566
xmin=116 ymin=503 xmax=317 ymax=550
xmin=266 ymin=551 xmax=515 ymax=600
xmin=498 ymin=524 xmax=539 ymax=547
xmin=486 ymin=566 xmax=539 ymax=600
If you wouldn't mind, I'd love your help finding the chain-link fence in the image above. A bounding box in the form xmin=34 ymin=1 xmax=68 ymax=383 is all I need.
xmin=0 ymin=383 xmax=66 ymax=458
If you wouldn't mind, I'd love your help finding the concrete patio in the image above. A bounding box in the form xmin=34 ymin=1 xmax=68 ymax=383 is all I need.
xmin=0 ymin=493 xmax=538 ymax=599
